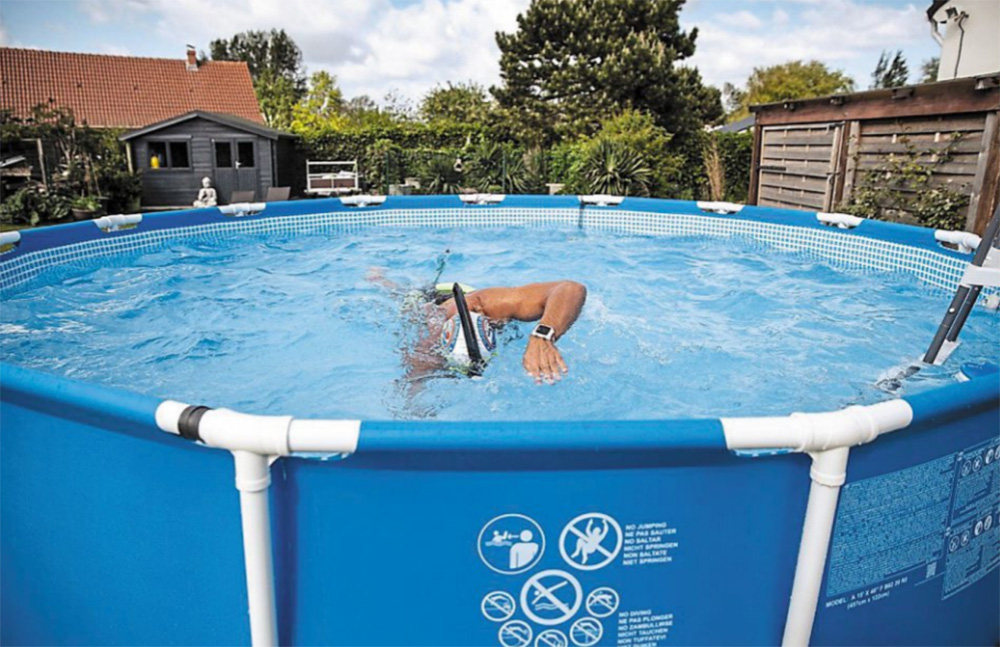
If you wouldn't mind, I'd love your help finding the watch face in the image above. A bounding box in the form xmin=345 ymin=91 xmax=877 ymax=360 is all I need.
xmin=535 ymin=325 xmax=553 ymax=337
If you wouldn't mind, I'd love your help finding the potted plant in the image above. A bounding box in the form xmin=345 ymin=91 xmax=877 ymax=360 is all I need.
xmin=70 ymin=195 xmax=101 ymax=221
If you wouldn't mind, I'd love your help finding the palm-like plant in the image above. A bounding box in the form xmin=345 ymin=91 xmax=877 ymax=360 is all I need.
xmin=465 ymin=140 xmax=531 ymax=193
xmin=417 ymin=154 xmax=463 ymax=194
xmin=582 ymin=139 xmax=652 ymax=196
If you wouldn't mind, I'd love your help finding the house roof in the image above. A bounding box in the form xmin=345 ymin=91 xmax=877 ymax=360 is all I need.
xmin=0 ymin=47 xmax=263 ymax=128
xmin=120 ymin=110 xmax=293 ymax=141
xmin=716 ymin=115 xmax=755 ymax=133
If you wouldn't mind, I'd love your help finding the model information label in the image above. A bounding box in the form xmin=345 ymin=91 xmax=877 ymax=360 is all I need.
xmin=825 ymin=438 xmax=1000 ymax=610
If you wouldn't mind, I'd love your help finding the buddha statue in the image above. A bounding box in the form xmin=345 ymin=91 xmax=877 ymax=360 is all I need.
xmin=193 ymin=177 xmax=217 ymax=208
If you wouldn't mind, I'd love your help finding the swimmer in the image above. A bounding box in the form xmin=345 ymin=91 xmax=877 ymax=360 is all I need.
xmin=367 ymin=269 xmax=586 ymax=384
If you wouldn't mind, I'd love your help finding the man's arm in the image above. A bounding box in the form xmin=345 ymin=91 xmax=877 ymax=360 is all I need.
xmin=465 ymin=281 xmax=588 ymax=383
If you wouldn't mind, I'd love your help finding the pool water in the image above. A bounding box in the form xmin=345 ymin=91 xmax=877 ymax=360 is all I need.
xmin=1 ymin=226 xmax=996 ymax=420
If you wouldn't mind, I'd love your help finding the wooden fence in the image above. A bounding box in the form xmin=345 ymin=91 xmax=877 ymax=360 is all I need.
xmin=749 ymin=76 xmax=1000 ymax=234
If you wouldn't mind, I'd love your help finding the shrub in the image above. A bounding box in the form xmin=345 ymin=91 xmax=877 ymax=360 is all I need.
xmin=1 ymin=185 xmax=71 ymax=226
xmin=581 ymin=138 xmax=652 ymax=196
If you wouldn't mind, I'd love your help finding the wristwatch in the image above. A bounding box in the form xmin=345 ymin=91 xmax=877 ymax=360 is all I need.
xmin=531 ymin=324 xmax=556 ymax=342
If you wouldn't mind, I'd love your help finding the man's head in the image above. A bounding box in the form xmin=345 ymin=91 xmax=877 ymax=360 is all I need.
xmin=441 ymin=283 xmax=496 ymax=375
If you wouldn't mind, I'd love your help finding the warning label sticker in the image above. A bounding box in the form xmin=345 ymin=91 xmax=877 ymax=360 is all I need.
xmin=478 ymin=511 xmax=677 ymax=646
xmin=824 ymin=437 xmax=999 ymax=611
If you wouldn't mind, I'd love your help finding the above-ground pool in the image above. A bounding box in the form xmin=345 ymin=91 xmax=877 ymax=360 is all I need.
xmin=1 ymin=195 xmax=998 ymax=647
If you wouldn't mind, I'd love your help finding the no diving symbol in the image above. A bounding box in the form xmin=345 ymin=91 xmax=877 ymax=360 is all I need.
xmin=585 ymin=587 xmax=620 ymax=618
xmin=535 ymin=629 xmax=568 ymax=647
xmin=559 ymin=513 xmax=623 ymax=571
xmin=482 ymin=591 xmax=516 ymax=622
xmin=570 ymin=618 xmax=604 ymax=647
xmin=499 ymin=620 xmax=532 ymax=647
xmin=520 ymin=569 xmax=583 ymax=626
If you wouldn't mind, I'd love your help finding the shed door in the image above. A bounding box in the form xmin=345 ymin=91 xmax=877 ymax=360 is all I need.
xmin=756 ymin=123 xmax=843 ymax=211
xmin=212 ymin=138 xmax=259 ymax=202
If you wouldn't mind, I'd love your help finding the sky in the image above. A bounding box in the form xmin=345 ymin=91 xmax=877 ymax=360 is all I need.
xmin=0 ymin=0 xmax=942 ymax=106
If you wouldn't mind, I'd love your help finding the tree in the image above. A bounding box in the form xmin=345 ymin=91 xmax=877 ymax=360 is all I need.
xmin=290 ymin=71 xmax=346 ymax=133
xmin=210 ymin=29 xmax=306 ymax=127
xmin=492 ymin=0 xmax=718 ymax=145
xmin=870 ymin=50 xmax=909 ymax=89
xmin=920 ymin=57 xmax=940 ymax=83
xmin=727 ymin=60 xmax=855 ymax=121
xmin=382 ymin=90 xmax=416 ymax=122
xmin=254 ymin=70 xmax=301 ymax=129
xmin=420 ymin=82 xmax=492 ymax=124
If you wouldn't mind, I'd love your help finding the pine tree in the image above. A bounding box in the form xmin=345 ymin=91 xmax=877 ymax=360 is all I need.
xmin=492 ymin=0 xmax=720 ymax=145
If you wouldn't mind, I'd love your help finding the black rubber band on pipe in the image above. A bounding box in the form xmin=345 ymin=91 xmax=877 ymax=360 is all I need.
xmin=177 ymin=405 xmax=211 ymax=442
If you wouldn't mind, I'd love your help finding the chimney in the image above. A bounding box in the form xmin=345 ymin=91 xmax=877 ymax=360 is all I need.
xmin=185 ymin=45 xmax=198 ymax=71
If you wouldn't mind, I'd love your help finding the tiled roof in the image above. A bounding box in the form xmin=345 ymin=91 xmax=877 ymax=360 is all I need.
xmin=0 ymin=47 xmax=264 ymax=128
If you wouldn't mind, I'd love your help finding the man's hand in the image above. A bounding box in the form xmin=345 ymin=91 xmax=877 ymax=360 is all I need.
xmin=522 ymin=337 xmax=568 ymax=384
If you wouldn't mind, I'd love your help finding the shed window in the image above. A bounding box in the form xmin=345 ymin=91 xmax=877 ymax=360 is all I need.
xmin=214 ymin=142 xmax=233 ymax=168
xmin=237 ymin=141 xmax=255 ymax=168
xmin=169 ymin=141 xmax=190 ymax=168
xmin=147 ymin=140 xmax=190 ymax=169
xmin=148 ymin=142 xmax=167 ymax=169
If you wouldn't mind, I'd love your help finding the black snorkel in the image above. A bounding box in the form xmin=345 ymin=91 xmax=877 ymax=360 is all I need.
xmin=453 ymin=282 xmax=485 ymax=377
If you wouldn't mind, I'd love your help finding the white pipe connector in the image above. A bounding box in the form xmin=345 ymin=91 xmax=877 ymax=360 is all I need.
xmin=155 ymin=400 xmax=361 ymax=455
xmin=0 ymin=230 xmax=21 ymax=247
xmin=579 ymin=194 xmax=625 ymax=207
xmin=219 ymin=203 xmax=266 ymax=217
xmin=459 ymin=193 xmax=506 ymax=205
xmin=340 ymin=195 xmax=387 ymax=207
xmin=935 ymin=229 xmax=981 ymax=254
xmin=817 ymin=212 xmax=864 ymax=229
xmin=696 ymin=201 xmax=744 ymax=214
xmin=722 ymin=399 xmax=913 ymax=453
xmin=93 ymin=214 xmax=142 ymax=232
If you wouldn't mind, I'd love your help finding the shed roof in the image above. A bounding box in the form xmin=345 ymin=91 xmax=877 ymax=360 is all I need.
xmin=0 ymin=47 xmax=263 ymax=128
xmin=120 ymin=110 xmax=293 ymax=141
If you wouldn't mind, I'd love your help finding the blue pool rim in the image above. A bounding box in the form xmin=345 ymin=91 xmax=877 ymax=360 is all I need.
xmin=1 ymin=194 xmax=996 ymax=439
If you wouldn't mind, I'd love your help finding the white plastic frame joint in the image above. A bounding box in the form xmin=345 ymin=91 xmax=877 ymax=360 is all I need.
xmin=817 ymin=212 xmax=864 ymax=229
xmin=93 ymin=214 xmax=143 ymax=232
xmin=219 ymin=203 xmax=267 ymax=217
xmin=340 ymin=195 xmax=387 ymax=208
xmin=459 ymin=193 xmax=506 ymax=205
xmin=0 ymin=230 xmax=21 ymax=251
xmin=579 ymin=194 xmax=625 ymax=207
xmin=155 ymin=400 xmax=361 ymax=456
xmin=935 ymin=229 xmax=981 ymax=254
xmin=696 ymin=200 xmax=744 ymax=215
xmin=722 ymin=399 xmax=913 ymax=454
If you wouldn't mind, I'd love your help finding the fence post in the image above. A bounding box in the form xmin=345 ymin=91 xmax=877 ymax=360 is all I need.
xmin=501 ymin=151 xmax=507 ymax=194
xmin=384 ymin=150 xmax=390 ymax=195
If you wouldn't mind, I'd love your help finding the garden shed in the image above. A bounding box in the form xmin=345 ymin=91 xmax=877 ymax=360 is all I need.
xmin=748 ymin=75 xmax=1000 ymax=234
xmin=121 ymin=111 xmax=297 ymax=206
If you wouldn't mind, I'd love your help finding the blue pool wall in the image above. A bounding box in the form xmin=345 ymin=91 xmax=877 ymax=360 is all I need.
xmin=1 ymin=197 xmax=998 ymax=646
xmin=1 ymin=364 xmax=997 ymax=646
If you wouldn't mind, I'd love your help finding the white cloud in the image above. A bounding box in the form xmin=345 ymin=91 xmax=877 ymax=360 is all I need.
xmin=82 ymin=0 xmax=528 ymax=105
xmin=717 ymin=10 xmax=764 ymax=30
xmin=100 ymin=44 xmax=132 ymax=56
xmin=0 ymin=23 xmax=7 ymax=46
xmin=688 ymin=0 xmax=933 ymax=89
